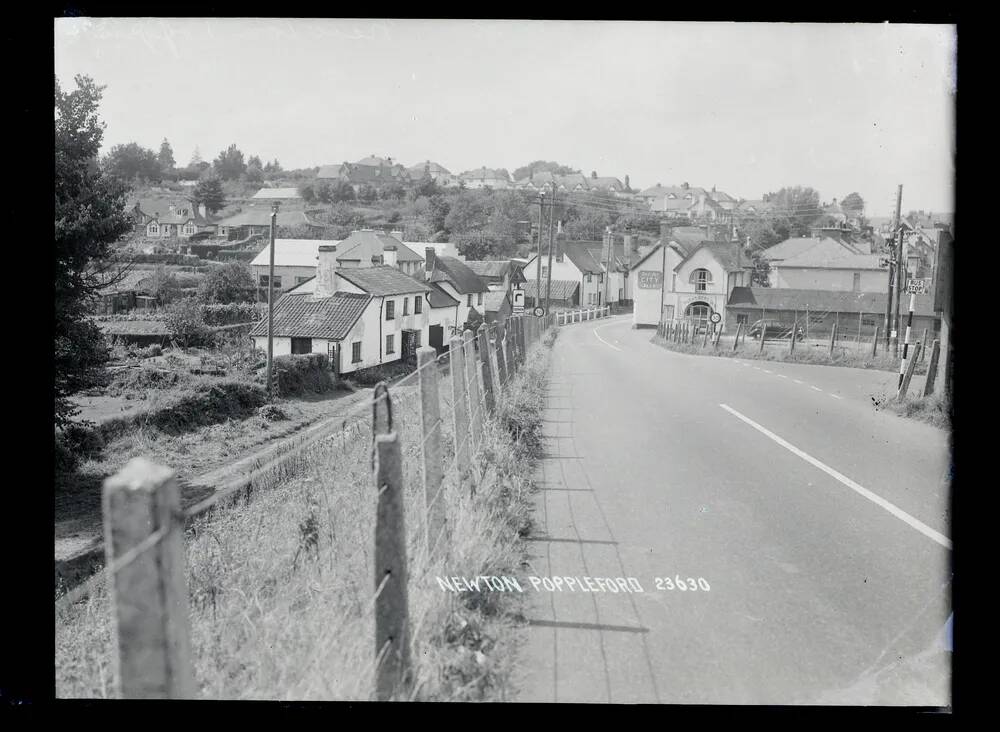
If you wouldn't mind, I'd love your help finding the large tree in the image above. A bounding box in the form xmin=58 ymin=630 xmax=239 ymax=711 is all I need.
xmin=102 ymin=141 xmax=162 ymax=182
xmin=768 ymin=186 xmax=823 ymax=236
xmin=191 ymin=174 xmax=226 ymax=213
xmin=55 ymin=75 xmax=134 ymax=429
xmin=198 ymin=261 xmax=256 ymax=304
xmin=841 ymin=192 xmax=865 ymax=215
xmin=158 ymin=138 xmax=175 ymax=171
xmin=214 ymin=143 xmax=247 ymax=180
xmin=512 ymin=160 xmax=580 ymax=181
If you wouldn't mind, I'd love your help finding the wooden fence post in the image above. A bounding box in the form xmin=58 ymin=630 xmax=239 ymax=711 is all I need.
xmin=103 ymin=458 xmax=195 ymax=699
xmin=449 ymin=335 xmax=473 ymax=490
xmin=417 ymin=347 xmax=446 ymax=554
xmin=702 ymin=323 xmax=709 ymax=348
xmin=505 ymin=329 xmax=516 ymax=378
xmin=872 ymin=326 xmax=879 ymax=357
xmin=923 ymin=339 xmax=941 ymax=398
xmin=494 ymin=329 xmax=508 ymax=389
xmin=463 ymin=329 xmax=483 ymax=445
xmin=897 ymin=342 xmax=922 ymax=400
xmin=759 ymin=322 xmax=767 ymax=354
xmin=920 ymin=328 xmax=929 ymax=363
xmin=733 ymin=322 xmax=742 ymax=352
xmin=373 ymin=431 xmax=412 ymax=700
xmin=829 ymin=323 xmax=837 ymax=356
xmin=714 ymin=323 xmax=722 ymax=347
xmin=477 ymin=324 xmax=496 ymax=415
xmin=789 ymin=322 xmax=797 ymax=353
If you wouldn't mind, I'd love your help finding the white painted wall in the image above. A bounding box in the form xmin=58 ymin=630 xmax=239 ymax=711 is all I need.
xmin=771 ymin=267 xmax=886 ymax=291
xmin=632 ymin=246 xmax=668 ymax=326
xmin=252 ymin=264 xmax=317 ymax=294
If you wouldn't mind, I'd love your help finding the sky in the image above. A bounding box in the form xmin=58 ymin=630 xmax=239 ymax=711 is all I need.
xmin=54 ymin=19 xmax=956 ymax=216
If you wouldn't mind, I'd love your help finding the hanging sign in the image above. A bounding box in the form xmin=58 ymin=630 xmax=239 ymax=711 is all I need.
xmin=638 ymin=271 xmax=663 ymax=289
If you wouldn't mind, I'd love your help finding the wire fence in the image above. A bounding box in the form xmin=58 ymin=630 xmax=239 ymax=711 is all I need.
xmin=55 ymin=313 xmax=555 ymax=700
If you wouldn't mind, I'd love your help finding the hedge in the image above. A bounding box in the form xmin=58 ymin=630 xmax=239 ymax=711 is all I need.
xmin=273 ymin=353 xmax=335 ymax=397
xmin=127 ymin=253 xmax=204 ymax=266
xmin=202 ymin=303 xmax=266 ymax=326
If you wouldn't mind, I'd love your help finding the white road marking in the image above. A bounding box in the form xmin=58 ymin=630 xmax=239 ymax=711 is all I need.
xmin=810 ymin=386 xmax=823 ymax=392
xmin=763 ymin=369 xmax=773 ymax=374
xmin=592 ymin=324 xmax=622 ymax=351
xmin=793 ymin=379 xmax=804 ymax=384
xmin=776 ymin=374 xmax=788 ymax=379
xmin=830 ymin=394 xmax=843 ymax=400
xmin=719 ymin=404 xmax=951 ymax=549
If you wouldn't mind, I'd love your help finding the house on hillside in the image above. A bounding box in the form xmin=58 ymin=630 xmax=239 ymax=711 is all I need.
xmin=316 ymin=155 xmax=412 ymax=191
xmin=333 ymin=230 xmax=425 ymax=278
xmin=251 ymin=252 xmax=434 ymax=375
xmin=763 ymin=235 xmax=887 ymax=291
xmin=94 ymin=269 xmax=157 ymax=314
xmin=424 ymin=250 xmax=491 ymax=342
xmin=215 ymin=209 xmax=324 ymax=240
xmin=458 ymin=167 xmax=512 ymax=190
xmin=406 ymin=160 xmax=460 ymax=188
xmin=144 ymin=203 xmax=217 ymax=239
xmin=725 ymin=287 xmax=939 ymax=338
xmin=250 ymin=238 xmax=339 ymax=300
xmin=251 ymin=187 xmax=302 ymax=201
xmin=631 ymin=237 xmax=753 ymax=329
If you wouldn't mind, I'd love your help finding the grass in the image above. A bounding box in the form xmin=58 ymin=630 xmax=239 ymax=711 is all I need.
xmin=878 ymin=392 xmax=951 ymax=430
xmin=652 ymin=332 xmax=928 ymax=374
xmin=56 ymin=330 xmax=555 ymax=700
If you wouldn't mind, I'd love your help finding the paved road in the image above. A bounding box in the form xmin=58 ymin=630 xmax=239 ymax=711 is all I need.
xmin=514 ymin=316 xmax=951 ymax=705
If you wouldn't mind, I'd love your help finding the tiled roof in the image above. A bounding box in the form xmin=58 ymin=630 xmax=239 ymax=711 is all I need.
xmin=96 ymin=269 xmax=156 ymax=295
xmin=215 ymin=209 xmax=323 ymax=228
xmin=483 ymin=290 xmax=510 ymax=313
xmin=588 ymin=176 xmax=624 ymax=190
xmin=428 ymin=256 xmax=489 ymax=294
xmin=335 ymin=265 xmax=432 ymax=296
xmin=464 ymin=260 xmax=512 ymax=278
xmin=674 ymin=241 xmax=751 ymax=273
xmin=558 ymin=242 xmax=605 ymax=274
xmin=727 ymin=287 xmax=937 ymax=317
xmin=760 ymin=237 xmax=825 ymax=261
xmin=252 ymin=187 xmax=302 ymax=199
xmin=427 ymin=283 xmax=460 ymax=308
xmin=407 ymin=161 xmax=451 ymax=176
xmin=316 ymin=164 xmax=345 ymax=179
xmin=764 ymin=236 xmax=877 ymax=267
xmin=250 ymin=292 xmax=371 ymax=340
xmin=250 ymin=239 xmax=339 ymax=268
xmin=459 ymin=167 xmax=511 ymax=182
xmin=335 ymin=231 xmax=424 ymax=264
xmin=523 ymin=279 xmax=579 ymax=301
xmin=775 ymin=251 xmax=885 ymax=270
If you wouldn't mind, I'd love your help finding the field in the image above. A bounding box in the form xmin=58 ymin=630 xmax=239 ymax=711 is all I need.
xmin=56 ymin=329 xmax=556 ymax=700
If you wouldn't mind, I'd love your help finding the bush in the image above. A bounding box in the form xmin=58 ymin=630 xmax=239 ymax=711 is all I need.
xmin=258 ymin=404 xmax=288 ymax=422
xmin=272 ymin=353 xmax=335 ymax=397
xmin=201 ymin=302 xmax=265 ymax=326
xmin=349 ymin=360 xmax=415 ymax=387
xmin=165 ymin=297 xmax=215 ymax=348
xmin=198 ymin=261 xmax=257 ymax=304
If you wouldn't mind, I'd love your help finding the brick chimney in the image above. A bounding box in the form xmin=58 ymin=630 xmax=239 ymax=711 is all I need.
xmin=425 ymin=247 xmax=436 ymax=274
xmin=198 ymin=202 xmax=207 ymax=219
xmin=314 ymin=244 xmax=340 ymax=298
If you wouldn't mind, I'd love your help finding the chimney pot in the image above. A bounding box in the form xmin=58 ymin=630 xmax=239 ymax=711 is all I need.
xmin=425 ymin=247 xmax=436 ymax=273
xmin=314 ymin=244 xmax=340 ymax=298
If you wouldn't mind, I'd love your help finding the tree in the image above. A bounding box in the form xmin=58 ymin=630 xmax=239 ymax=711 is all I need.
xmin=198 ymin=261 xmax=256 ymax=304
xmin=331 ymin=180 xmax=355 ymax=203
xmin=444 ymin=191 xmax=490 ymax=235
xmin=214 ymin=143 xmax=246 ymax=180
xmin=158 ymin=138 xmax=175 ymax=171
xmin=165 ymin=297 xmax=214 ymax=348
xmin=149 ymin=265 xmax=182 ymax=305
xmin=769 ymin=186 xmax=822 ymax=236
xmin=425 ymin=195 xmax=450 ymax=236
xmin=264 ymin=158 xmax=282 ymax=174
xmin=247 ymin=155 xmax=263 ymax=170
xmin=841 ymin=192 xmax=864 ymax=215
xmin=245 ymin=164 xmax=264 ymax=185
xmin=512 ymin=160 xmax=580 ymax=181
xmin=191 ymin=175 xmax=226 ymax=213
xmin=357 ymin=183 xmax=378 ymax=204
xmin=55 ymin=74 xmax=134 ymax=429
xmin=748 ymin=249 xmax=772 ymax=287
xmin=380 ymin=182 xmax=406 ymax=202
xmin=413 ymin=175 xmax=439 ymax=199
xmin=189 ymin=146 xmax=203 ymax=166
xmin=299 ymin=182 xmax=316 ymax=203
xmin=102 ymin=142 xmax=163 ymax=182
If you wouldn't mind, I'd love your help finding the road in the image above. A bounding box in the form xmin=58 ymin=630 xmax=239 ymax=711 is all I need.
xmin=514 ymin=315 xmax=951 ymax=705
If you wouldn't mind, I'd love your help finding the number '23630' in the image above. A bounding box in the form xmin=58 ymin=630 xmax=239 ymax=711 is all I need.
xmin=654 ymin=576 xmax=710 ymax=591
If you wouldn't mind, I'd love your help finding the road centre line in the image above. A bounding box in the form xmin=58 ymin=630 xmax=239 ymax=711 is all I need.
xmin=593 ymin=323 xmax=623 ymax=351
xmin=810 ymin=386 xmax=823 ymax=392
xmin=830 ymin=394 xmax=843 ymax=400
xmin=793 ymin=379 xmax=804 ymax=384
xmin=719 ymin=404 xmax=951 ymax=550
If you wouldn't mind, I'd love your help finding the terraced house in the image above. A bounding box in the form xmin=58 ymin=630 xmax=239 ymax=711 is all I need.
xmin=316 ymin=155 xmax=411 ymax=190
xmin=424 ymin=250 xmax=491 ymax=344
xmin=143 ymin=202 xmax=217 ymax=238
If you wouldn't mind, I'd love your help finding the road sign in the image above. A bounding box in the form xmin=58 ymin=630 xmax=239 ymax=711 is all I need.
xmin=637 ymin=271 xmax=663 ymax=289
xmin=709 ymin=312 xmax=722 ymax=324
xmin=512 ymin=289 xmax=525 ymax=314
xmin=907 ymin=278 xmax=931 ymax=295
xmin=533 ymin=307 xmax=545 ymax=317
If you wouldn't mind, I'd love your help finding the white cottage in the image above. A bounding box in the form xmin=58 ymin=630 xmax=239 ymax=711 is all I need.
xmin=632 ymin=239 xmax=752 ymax=329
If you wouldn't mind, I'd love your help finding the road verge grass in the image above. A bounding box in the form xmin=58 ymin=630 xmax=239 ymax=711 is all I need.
xmin=55 ymin=330 xmax=555 ymax=700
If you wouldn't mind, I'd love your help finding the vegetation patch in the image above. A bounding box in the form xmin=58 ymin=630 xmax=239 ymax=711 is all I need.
xmin=273 ymin=354 xmax=336 ymax=397
xmin=878 ymin=392 xmax=950 ymax=430
xmin=349 ymin=359 xmax=417 ymax=387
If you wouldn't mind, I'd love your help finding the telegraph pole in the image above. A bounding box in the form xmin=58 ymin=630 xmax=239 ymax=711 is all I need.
xmin=885 ymin=184 xmax=902 ymax=350
xmin=603 ymin=226 xmax=612 ymax=307
xmin=893 ymin=225 xmax=904 ymax=358
xmin=535 ymin=190 xmax=545 ymax=309
xmin=265 ymin=201 xmax=280 ymax=399
xmin=545 ymin=182 xmax=556 ymax=314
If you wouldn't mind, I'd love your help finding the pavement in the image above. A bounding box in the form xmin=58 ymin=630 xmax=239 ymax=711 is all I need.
xmin=514 ymin=315 xmax=951 ymax=705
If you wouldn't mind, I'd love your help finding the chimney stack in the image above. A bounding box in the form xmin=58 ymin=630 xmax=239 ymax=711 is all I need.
xmin=390 ymin=230 xmax=404 ymax=242
xmin=314 ymin=244 xmax=340 ymax=298
xmin=425 ymin=247 xmax=436 ymax=273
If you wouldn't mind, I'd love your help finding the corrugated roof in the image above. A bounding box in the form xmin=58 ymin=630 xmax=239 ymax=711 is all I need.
xmin=523 ymin=280 xmax=579 ymax=301
xmin=727 ymin=287 xmax=937 ymax=316
xmin=335 ymin=231 xmax=423 ymax=264
xmin=336 ymin=265 xmax=432 ymax=296
xmin=428 ymin=256 xmax=489 ymax=294
xmin=250 ymin=291 xmax=371 ymax=340
xmin=250 ymin=239 xmax=339 ymax=268
xmin=251 ymin=187 xmax=302 ymax=199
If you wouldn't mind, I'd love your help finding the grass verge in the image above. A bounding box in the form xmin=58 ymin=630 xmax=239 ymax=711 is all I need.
xmin=55 ymin=330 xmax=555 ymax=701
xmin=652 ymin=334 xmax=926 ymax=374
xmin=877 ymin=392 xmax=951 ymax=430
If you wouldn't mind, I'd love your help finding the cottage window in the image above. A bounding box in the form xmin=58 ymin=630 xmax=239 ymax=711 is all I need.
xmin=736 ymin=313 xmax=749 ymax=325
xmin=862 ymin=317 xmax=877 ymax=327
xmin=477 ymin=293 xmax=483 ymax=306
xmin=296 ymin=276 xmax=310 ymax=285
xmin=414 ymin=296 xmax=423 ymax=314
xmin=352 ymin=341 xmax=362 ymax=363
xmin=271 ymin=276 xmax=282 ymax=289
xmin=586 ymin=274 xmax=592 ymax=283
xmin=291 ymin=337 xmax=312 ymax=355
xmin=691 ymin=269 xmax=712 ymax=292
xmin=385 ymin=300 xmax=395 ymax=320
xmin=541 ymin=266 xmax=548 ymax=279
xmin=402 ymin=297 xmax=409 ymax=315
xmin=386 ymin=334 xmax=395 ymax=354
xmin=467 ymin=294 xmax=473 ymax=307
